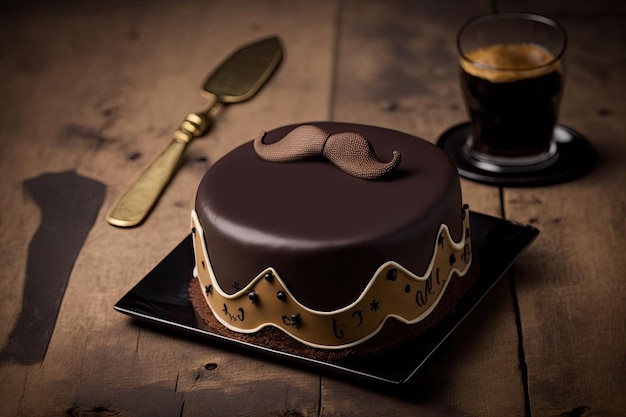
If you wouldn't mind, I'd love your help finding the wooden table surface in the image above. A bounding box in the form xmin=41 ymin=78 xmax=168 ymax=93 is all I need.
xmin=1 ymin=1 xmax=624 ymax=416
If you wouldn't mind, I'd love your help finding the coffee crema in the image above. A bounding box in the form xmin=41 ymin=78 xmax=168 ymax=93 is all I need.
xmin=460 ymin=43 xmax=560 ymax=83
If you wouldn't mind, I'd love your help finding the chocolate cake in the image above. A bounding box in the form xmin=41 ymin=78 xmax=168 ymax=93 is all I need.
xmin=190 ymin=122 xmax=474 ymax=357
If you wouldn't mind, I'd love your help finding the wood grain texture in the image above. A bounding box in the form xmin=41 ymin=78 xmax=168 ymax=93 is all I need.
xmin=329 ymin=0 xmax=502 ymax=218
xmin=322 ymin=1 xmax=524 ymax=416
xmin=0 ymin=1 xmax=335 ymax=415
xmin=499 ymin=1 xmax=626 ymax=416
xmin=1 ymin=0 xmax=623 ymax=416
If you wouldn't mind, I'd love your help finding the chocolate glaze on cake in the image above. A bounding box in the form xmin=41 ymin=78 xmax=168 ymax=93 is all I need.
xmin=195 ymin=122 xmax=464 ymax=312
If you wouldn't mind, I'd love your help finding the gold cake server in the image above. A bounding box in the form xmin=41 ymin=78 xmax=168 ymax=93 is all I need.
xmin=106 ymin=36 xmax=283 ymax=227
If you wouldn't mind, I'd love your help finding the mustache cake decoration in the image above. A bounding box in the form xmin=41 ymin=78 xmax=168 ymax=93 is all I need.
xmin=253 ymin=124 xmax=401 ymax=180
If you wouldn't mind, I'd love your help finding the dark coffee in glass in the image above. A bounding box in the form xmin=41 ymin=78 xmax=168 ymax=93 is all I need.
xmin=457 ymin=14 xmax=567 ymax=168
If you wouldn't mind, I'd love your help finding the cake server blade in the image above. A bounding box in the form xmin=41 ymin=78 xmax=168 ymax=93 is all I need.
xmin=106 ymin=36 xmax=283 ymax=227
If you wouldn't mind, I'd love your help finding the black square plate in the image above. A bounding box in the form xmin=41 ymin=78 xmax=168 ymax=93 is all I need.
xmin=114 ymin=212 xmax=538 ymax=386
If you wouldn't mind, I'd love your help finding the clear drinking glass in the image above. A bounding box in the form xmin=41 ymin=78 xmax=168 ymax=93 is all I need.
xmin=457 ymin=13 xmax=567 ymax=171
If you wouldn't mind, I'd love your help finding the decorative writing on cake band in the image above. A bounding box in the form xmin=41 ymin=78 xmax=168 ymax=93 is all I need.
xmin=190 ymin=207 xmax=472 ymax=350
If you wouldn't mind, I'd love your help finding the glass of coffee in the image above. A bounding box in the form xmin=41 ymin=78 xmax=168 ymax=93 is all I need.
xmin=457 ymin=13 xmax=567 ymax=171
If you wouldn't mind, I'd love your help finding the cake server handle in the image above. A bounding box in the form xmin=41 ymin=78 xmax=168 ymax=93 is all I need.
xmin=106 ymin=103 xmax=223 ymax=227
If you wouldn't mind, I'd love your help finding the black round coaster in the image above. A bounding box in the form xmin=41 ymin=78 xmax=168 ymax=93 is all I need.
xmin=437 ymin=122 xmax=596 ymax=187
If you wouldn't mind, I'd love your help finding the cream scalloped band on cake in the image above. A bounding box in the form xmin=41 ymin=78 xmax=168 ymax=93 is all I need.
xmin=190 ymin=207 xmax=472 ymax=349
